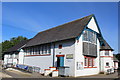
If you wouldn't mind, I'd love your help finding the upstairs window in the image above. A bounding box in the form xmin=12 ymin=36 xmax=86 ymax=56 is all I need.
xmin=105 ymin=51 xmax=109 ymax=56
xmin=9 ymin=54 xmax=12 ymax=58
xmin=25 ymin=44 xmax=51 ymax=56
xmin=82 ymin=30 xmax=97 ymax=44
xmin=83 ymin=29 xmax=97 ymax=57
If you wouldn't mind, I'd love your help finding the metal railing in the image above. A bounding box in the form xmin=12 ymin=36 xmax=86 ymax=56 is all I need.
xmin=16 ymin=64 xmax=41 ymax=73
xmin=106 ymin=68 xmax=114 ymax=74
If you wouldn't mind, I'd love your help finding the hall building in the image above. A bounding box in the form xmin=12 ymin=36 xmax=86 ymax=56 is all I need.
xmin=4 ymin=14 xmax=116 ymax=77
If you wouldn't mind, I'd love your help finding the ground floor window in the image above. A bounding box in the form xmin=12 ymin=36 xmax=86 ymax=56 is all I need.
xmin=84 ymin=56 xmax=96 ymax=68
xmin=106 ymin=62 xmax=109 ymax=66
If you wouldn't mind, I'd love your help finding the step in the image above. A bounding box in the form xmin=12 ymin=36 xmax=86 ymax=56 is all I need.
xmin=44 ymin=67 xmax=57 ymax=76
xmin=52 ymin=70 xmax=59 ymax=77
xmin=49 ymin=67 xmax=56 ymax=71
xmin=44 ymin=69 xmax=51 ymax=76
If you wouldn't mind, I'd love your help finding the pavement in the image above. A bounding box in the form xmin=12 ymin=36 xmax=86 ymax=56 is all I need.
xmin=1 ymin=68 xmax=120 ymax=79
xmin=0 ymin=71 xmax=12 ymax=78
xmin=2 ymin=68 xmax=51 ymax=78
xmin=0 ymin=66 xmax=12 ymax=78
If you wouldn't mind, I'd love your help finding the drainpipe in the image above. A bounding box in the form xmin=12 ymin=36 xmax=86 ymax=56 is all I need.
xmin=22 ymin=49 xmax=25 ymax=65
xmin=99 ymin=50 xmax=101 ymax=73
xmin=53 ymin=43 xmax=55 ymax=67
xmin=12 ymin=53 xmax=14 ymax=65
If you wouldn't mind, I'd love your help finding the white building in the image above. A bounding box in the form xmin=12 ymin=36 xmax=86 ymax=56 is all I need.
xmin=113 ymin=55 xmax=119 ymax=70
xmin=4 ymin=40 xmax=28 ymax=66
xmin=4 ymin=14 xmax=115 ymax=77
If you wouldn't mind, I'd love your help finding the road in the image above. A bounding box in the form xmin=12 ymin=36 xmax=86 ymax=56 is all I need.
xmin=1 ymin=68 xmax=120 ymax=80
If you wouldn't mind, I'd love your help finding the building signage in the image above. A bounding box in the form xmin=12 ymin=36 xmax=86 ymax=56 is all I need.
xmin=66 ymin=54 xmax=73 ymax=59
xmin=77 ymin=62 xmax=83 ymax=70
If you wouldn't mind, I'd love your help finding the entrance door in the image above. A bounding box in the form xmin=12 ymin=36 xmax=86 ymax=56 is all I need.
xmin=57 ymin=56 xmax=64 ymax=67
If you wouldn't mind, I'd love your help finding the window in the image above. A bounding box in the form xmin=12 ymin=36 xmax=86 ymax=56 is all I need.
xmin=36 ymin=46 xmax=39 ymax=54
xmin=15 ymin=54 xmax=18 ymax=58
xmin=24 ymin=44 xmax=51 ymax=56
xmin=83 ymin=42 xmax=97 ymax=56
xmin=29 ymin=48 xmax=31 ymax=55
xmin=82 ymin=30 xmax=97 ymax=44
xmin=106 ymin=62 xmax=109 ymax=66
xmin=83 ymin=29 xmax=97 ymax=57
xmin=9 ymin=54 xmax=12 ymax=58
xmin=89 ymin=58 xmax=92 ymax=67
xmin=84 ymin=58 xmax=88 ymax=66
xmin=105 ymin=51 xmax=109 ymax=56
xmin=84 ymin=56 xmax=95 ymax=68
xmin=59 ymin=44 xmax=62 ymax=49
xmin=45 ymin=45 xmax=47 ymax=54
xmin=39 ymin=46 xmax=41 ymax=54
xmin=83 ymin=30 xmax=88 ymax=41
xmin=48 ymin=44 xmax=51 ymax=54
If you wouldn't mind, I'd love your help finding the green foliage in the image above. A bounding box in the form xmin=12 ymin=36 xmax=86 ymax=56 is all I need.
xmin=116 ymin=54 xmax=120 ymax=61
xmin=0 ymin=36 xmax=28 ymax=59
xmin=114 ymin=53 xmax=120 ymax=67
xmin=0 ymin=43 xmax=2 ymax=60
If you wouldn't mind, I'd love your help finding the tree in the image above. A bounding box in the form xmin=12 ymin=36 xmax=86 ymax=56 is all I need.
xmin=0 ymin=43 xmax=2 ymax=60
xmin=115 ymin=53 xmax=120 ymax=67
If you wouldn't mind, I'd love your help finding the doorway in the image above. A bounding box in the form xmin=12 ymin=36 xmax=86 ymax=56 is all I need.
xmin=56 ymin=55 xmax=64 ymax=67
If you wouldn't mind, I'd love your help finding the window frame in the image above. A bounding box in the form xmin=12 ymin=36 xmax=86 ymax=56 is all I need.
xmin=84 ymin=56 xmax=96 ymax=68
xmin=105 ymin=51 xmax=109 ymax=56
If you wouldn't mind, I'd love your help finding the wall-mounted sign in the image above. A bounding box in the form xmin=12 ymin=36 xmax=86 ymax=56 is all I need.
xmin=66 ymin=54 xmax=73 ymax=59
xmin=77 ymin=62 xmax=83 ymax=70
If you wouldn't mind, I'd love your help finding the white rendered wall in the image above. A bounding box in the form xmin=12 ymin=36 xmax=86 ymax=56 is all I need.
xmin=12 ymin=53 xmax=18 ymax=65
xmin=54 ymin=39 xmax=75 ymax=76
xmin=74 ymin=16 xmax=101 ymax=77
xmin=24 ymin=45 xmax=54 ymax=73
xmin=114 ymin=62 xmax=118 ymax=69
xmin=4 ymin=54 xmax=9 ymax=65
xmin=100 ymin=50 xmax=114 ymax=72
xmin=7 ymin=54 xmax=13 ymax=64
xmin=87 ymin=17 xmax=99 ymax=33
xmin=24 ymin=39 xmax=75 ymax=75
xmin=4 ymin=53 xmax=18 ymax=65
xmin=18 ymin=49 xmax=24 ymax=64
xmin=74 ymin=35 xmax=100 ymax=77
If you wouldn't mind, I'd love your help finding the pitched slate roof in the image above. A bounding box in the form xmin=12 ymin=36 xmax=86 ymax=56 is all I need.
xmin=5 ymin=40 xmax=28 ymax=53
xmin=99 ymin=38 xmax=114 ymax=51
xmin=25 ymin=14 xmax=93 ymax=47
xmin=24 ymin=14 xmax=113 ymax=51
